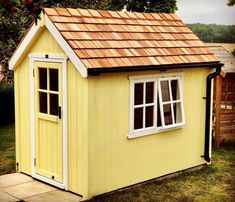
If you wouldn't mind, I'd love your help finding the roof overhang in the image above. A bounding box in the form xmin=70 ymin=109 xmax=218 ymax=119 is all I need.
xmin=9 ymin=17 xmax=45 ymax=70
xmin=8 ymin=13 xmax=88 ymax=77
xmin=88 ymin=62 xmax=224 ymax=76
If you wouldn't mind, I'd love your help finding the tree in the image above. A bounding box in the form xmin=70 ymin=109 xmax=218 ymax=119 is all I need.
xmin=0 ymin=0 xmax=178 ymax=84
xmin=227 ymin=0 xmax=235 ymax=6
xmin=188 ymin=23 xmax=235 ymax=43
xmin=110 ymin=0 xmax=177 ymax=13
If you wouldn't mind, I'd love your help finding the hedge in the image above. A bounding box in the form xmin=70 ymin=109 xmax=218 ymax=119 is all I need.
xmin=0 ymin=84 xmax=14 ymax=126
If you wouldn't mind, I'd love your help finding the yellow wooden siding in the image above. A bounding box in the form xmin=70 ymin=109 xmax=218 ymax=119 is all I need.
xmin=15 ymin=29 xmax=88 ymax=197
xmin=67 ymin=60 xmax=89 ymax=198
xmin=14 ymin=58 xmax=31 ymax=174
xmin=87 ymin=68 xmax=210 ymax=198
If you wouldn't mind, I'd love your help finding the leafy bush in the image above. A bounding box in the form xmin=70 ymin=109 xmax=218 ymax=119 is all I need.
xmin=0 ymin=84 xmax=14 ymax=126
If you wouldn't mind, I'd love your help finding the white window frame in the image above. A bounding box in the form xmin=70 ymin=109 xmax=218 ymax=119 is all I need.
xmin=129 ymin=73 xmax=185 ymax=139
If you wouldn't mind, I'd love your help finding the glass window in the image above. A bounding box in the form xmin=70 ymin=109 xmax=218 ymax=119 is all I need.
xmin=145 ymin=82 xmax=154 ymax=103
xmin=39 ymin=68 xmax=47 ymax=90
xmin=159 ymin=78 xmax=183 ymax=128
xmin=130 ymin=75 xmax=184 ymax=138
xmin=39 ymin=92 xmax=47 ymax=114
xmin=133 ymin=81 xmax=155 ymax=131
xmin=38 ymin=66 xmax=60 ymax=117
xmin=134 ymin=83 xmax=143 ymax=105
xmin=49 ymin=69 xmax=58 ymax=91
xmin=134 ymin=108 xmax=143 ymax=129
xmin=50 ymin=94 xmax=58 ymax=116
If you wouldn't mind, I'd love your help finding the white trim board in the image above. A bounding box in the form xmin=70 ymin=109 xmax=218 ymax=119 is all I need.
xmin=30 ymin=54 xmax=68 ymax=190
xmin=9 ymin=13 xmax=88 ymax=78
xmin=9 ymin=22 xmax=44 ymax=70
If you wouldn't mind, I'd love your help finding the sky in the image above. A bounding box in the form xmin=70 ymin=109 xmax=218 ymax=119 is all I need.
xmin=176 ymin=0 xmax=235 ymax=25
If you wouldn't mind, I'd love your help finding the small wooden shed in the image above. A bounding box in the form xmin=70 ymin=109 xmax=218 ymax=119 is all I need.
xmin=208 ymin=46 xmax=235 ymax=147
xmin=9 ymin=8 xmax=222 ymax=200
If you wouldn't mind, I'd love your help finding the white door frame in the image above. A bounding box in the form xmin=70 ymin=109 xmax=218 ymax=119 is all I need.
xmin=29 ymin=54 xmax=68 ymax=189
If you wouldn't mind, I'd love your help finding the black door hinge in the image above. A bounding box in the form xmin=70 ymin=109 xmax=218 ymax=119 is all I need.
xmin=58 ymin=106 xmax=62 ymax=119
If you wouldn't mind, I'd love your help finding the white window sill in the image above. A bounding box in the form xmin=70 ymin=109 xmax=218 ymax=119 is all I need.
xmin=128 ymin=124 xmax=185 ymax=139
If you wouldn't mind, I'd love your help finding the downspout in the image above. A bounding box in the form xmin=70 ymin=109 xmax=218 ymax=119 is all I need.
xmin=202 ymin=66 xmax=221 ymax=163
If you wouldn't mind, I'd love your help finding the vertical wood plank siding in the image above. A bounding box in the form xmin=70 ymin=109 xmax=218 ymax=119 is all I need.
xmin=87 ymin=68 xmax=211 ymax=197
xmin=67 ymin=60 xmax=89 ymax=197
xmin=14 ymin=58 xmax=31 ymax=173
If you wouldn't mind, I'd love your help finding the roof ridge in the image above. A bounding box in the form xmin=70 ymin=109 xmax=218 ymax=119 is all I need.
xmin=44 ymin=7 xmax=182 ymax=22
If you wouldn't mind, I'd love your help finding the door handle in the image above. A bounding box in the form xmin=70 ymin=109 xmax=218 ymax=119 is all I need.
xmin=58 ymin=106 xmax=62 ymax=119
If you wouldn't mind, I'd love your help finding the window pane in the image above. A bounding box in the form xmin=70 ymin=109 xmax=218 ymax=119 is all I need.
xmin=157 ymin=96 xmax=162 ymax=127
xmin=134 ymin=107 xmax=143 ymax=130
xmin=134 ymin=83 xmax=143 ymax=105
xmin=145 ymin=82 xmax=154 ymax=104
xmin=173 ymin=102 xmax=183 ymax=124
xmin=161 ymin=80 xmax=170 ymax=102
xmin=49 ymin=69 xmax=58 ymax=91
xmin=163 ymin=104 xmax=173 ymax=125
xmin=50 ymin=94 xmax=58 ymax=116
xmin=171 ymin=80 xmax=179 ymax=101
xmin=39 ymin=92 xmax=47 ymax=114
xmin=39 ymin=68 xmax=47 ymax=90
xmin=145 ymin=106 xmax=154 ymax=127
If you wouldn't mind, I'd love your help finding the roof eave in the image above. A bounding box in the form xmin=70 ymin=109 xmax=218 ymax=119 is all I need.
xmin=88 ymin=62 xmax=224 ymax=76
xmin=9 ymin=20 xmax=45 ymax=70
xmin=44 ymin=14 xmax=88 ymax=77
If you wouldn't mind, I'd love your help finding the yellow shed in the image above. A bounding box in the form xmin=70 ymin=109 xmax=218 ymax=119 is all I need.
xmin=9 ymin=8 xmax=223 ymax=200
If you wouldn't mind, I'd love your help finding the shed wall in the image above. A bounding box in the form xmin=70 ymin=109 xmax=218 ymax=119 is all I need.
xmin=87 ymin=68 xmax=210 ymax=197
xmin=14 ymin=57 xmax=31 ymax=174
xmin=14 ymin=29 xmax=88 ymax=197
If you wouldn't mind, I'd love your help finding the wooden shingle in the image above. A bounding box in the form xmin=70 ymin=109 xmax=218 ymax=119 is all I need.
xmin=44 ymin=8 xmax=219 ymax=69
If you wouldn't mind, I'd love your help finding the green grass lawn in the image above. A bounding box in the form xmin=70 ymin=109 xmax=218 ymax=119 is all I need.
xmin=0 ymin=124 xmax=15 ymax=175
xmin=0 ymin=124 xmax=234 ymax=201
xmin=90 ymin=144 xmax=235 ymax=202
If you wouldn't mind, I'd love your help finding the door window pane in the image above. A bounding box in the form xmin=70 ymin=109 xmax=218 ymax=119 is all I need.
xmin=145 ymin=82 xmax=154 ymax=104
xmin=39 ymin=92 xmax=47 ymax=113
xmin=145 ymin=106 xmax=154 ymax=127
xmin=163 ymin=104 xmax=173 ymax=125
xmin=134 ymin=107 xmax=143 ymax=129
xmin=134 ymin=83 xmax=143 ymax=105
xmin=39 ymin=68 xmax=47 ymax=90
xmin=50 ymin=94 xmax=58 ymax=116
xmin=161 ymin=80 xmax=170 ymax=102
xmin=49 ymin=69 xmax=58 ymax=91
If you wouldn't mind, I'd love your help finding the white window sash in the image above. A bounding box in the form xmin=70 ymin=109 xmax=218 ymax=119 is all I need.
xmin=129 ymin=73 xmax=185 ymax=138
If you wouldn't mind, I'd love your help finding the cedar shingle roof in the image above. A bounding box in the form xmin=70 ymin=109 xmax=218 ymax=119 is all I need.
xmin=44 ymin=7 xmax=219 ymax=69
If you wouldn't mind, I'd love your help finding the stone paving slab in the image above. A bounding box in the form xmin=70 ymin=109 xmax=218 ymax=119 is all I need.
xmin=0 ymin=173 xmax=82 ymax=202
xmin=2 ymin=180 xmax=57 ymax=199
xmin=0 ymin=173 xmax=34 ymax=188
xmin=24 ymin=190 xmax=82 ymax=202
xmin=0 ymin=190 xmax=19 ymax=202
